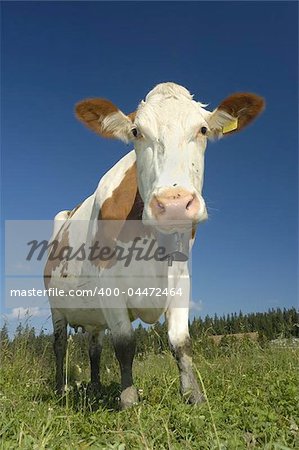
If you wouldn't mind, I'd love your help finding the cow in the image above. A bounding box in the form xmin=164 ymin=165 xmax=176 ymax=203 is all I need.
xmin=44 ymin=82 xmax=264 ymax=409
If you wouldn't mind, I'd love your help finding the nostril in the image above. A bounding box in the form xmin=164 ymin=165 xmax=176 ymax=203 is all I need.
xmin=186 ymin=198 xmax=194 ymax=210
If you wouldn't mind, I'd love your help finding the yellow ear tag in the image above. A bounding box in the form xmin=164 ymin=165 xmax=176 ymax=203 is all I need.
xmin=223 ymin=117 xmax=238 ymax=134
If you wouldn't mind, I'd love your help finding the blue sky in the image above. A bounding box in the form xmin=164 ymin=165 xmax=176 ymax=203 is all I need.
xmin=1 ymin=1 xmax=298 ymax=332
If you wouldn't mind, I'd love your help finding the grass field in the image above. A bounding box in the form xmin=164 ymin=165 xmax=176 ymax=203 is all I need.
xmin=0 ymin=332 xmax=298 ymax=449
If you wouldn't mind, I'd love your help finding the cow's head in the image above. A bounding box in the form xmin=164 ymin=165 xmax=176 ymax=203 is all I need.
xmin=76 ymin=82 xmax=264 ymax=233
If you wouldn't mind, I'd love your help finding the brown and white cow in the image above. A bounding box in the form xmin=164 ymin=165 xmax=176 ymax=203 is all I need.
xmin=45 ymin=82 xmax=264 ymax=409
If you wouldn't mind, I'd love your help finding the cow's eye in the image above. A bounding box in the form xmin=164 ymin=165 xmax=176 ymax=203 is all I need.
xmin=132 ymin=127 xmax=139 ymax=138
xmin=200 ymin=126 xmax=208 ymax=135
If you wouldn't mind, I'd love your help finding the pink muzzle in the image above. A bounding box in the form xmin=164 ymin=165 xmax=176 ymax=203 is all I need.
xmin=150 ymin=188 xmax=201 ymax=224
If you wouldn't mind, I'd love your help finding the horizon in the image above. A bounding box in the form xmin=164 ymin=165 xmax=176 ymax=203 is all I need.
xmin=2 ymin=305 xmax=298 ymax=338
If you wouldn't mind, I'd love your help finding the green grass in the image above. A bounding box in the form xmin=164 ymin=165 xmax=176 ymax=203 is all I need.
xmin=0 ymin=334 xmax=298 ymax=449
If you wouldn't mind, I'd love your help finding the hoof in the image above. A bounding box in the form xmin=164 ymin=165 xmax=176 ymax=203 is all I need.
xmin=120 ymin=386 xmax=139 ymax=410
xmin=181 ymin=382 xmax=206 ymax=405
xmin=184 ymin=390 xmax=206 ymax=405
xmin=181 ymin=372 xmax=206 ymax=405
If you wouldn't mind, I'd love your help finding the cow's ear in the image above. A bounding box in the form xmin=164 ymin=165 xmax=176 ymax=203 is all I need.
xmin=207 ymin=93 xmax=265 ymax=139
xmin=75 ymin=98 xmax=134 ymax=143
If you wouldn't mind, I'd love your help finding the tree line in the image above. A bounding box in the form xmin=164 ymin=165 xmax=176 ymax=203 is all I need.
xmin=1 ymin=307 xmax=298 ymax=361
xmin=190 ymin=307 xmax=299 ymax=340
xmin=134 ymin=307 xmax=299 ymax=355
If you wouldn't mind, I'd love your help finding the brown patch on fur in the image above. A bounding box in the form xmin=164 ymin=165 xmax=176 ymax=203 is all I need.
xmin=75 ymin=99 xmax=135 ymax=139
xmin=218 ymin=93 xmax=265 ymax=133
xmin=44 ymin=228 xmax=70 ymax=289
xmin=100 ymin=163 xmax=139 ymax=220
xmin=118 ymin=189 xmax=149 ymax=243
xmin=90 ymin=163 xmax=152 ymax=269
xmin=75 ymin=98 xmax=119 ymax=138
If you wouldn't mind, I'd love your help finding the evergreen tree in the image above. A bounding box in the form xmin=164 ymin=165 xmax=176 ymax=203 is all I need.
xmin=0 ymin=322 xmax=9 ymax=344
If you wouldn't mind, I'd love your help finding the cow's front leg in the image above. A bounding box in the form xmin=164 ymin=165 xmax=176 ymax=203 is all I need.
xmin=88 ymin=330 xmax=104 ymax=394
xmin=166 ymin=307 xmax=205 ymax=404
xmin=110 ymin=312 xmax=138 ymax=409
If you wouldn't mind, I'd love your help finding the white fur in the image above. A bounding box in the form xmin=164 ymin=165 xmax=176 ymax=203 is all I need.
xmin=133 ymin=83 xmax=211 ymax=223
xmin=102 ymin=111 xmax=133 ymax=143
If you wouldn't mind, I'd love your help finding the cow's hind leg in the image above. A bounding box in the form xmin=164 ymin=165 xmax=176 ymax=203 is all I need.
xmin=108 ymin=311 xmax=138 ymax=409
xmin=52 ymin=310 xmax=67 ymax=395
xmin=88 ymin=330 xmax=104 ymax=393
xmin=166 ymin=307 xmax=205 ymax=404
